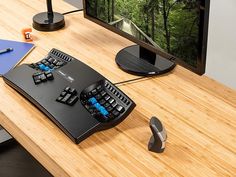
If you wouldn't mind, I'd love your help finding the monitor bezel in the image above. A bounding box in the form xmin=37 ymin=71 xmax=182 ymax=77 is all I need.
xmin=83 ymin=0 xmax=210 ymax=75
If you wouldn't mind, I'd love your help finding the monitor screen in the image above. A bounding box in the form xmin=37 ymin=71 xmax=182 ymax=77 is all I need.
xmin=84 ymin=0 xmax=210 ymax=75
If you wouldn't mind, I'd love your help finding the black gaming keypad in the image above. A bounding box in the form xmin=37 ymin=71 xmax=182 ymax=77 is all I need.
xmin=81 ymin=80 xmax=132 ymax=123
xmin=3 ymin=48 xmax=136 ymax=144
xmin=56 ymin=86 xmax=79 ymax=106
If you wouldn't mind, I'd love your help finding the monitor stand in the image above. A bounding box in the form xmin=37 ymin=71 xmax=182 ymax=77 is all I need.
xmin=115 ymin=45 xmax=176 ymax=76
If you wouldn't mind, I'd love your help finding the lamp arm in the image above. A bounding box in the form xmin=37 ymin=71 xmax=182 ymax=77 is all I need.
xmin=47 ymin=0 xmax=53 ymax=15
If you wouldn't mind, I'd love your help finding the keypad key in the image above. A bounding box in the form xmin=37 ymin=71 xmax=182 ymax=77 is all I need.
xmin=41 ymin=59 xmax=47 ymax=64
xmin=108 ymin=113 xmax=115 ymax=120
xmin=67 ymin=96 xmax=78 ymax=106
xmin=100 ymin=90 xmax=106 ymax=97
xmin=34 ymin=75 xmax=42 ymax=80
xmin=44 ymin=62 xmax=50 ymax=66
xmin=49 ymin=64 xmax=55 ymax=69
xmin=95 ymin=94 xmax=102 ymax=100
xmin=44 ymin=70 xmax=51 ymax=75
xmin=29 ymin=63 xmax=38 ymax=69
xmin=88 ymin=108 xmax=95 ymax=114
xmin=69 ymin=88 xmax=77 ymax=95
xmin=57 ymin=61 xmax=64 ymax=66
xmin=81 ymin=94 xmax=88 ymax=100
xmin=104 ymin=95 xmax=110 ymax=101
xmin=91 ymin=89 xmax=98 ymax=95
xmin=93 ymin=112 xmax=107 ymax=122
xmin=64 ymin=86 xmax=70 ymax=92
xmin=44 ymin=66 xmax=50 ymax=71
xmin=121 ymin=97 xmax=126 ymax=102
xmin=94 ymin=103 xmax=102 ymax=110
xmin=40 ymin=74 xmax=47 ymax=82
xmin=56 ymin=96 xmax=63 ymax=102
xmin=34 ymin=79 xmax=41 ymax=85
xmin=112 ymin=110 xmax=120 ymax=117
xmin=107 ymin=106 xmax=113 ymax=112
xmin=54 ymin=66 xmax=60 ymax=69
xmin=48 ymin=58 xmax=54 ymax=63
xmin=45 ymin=73 xmax=54 ymax=80
xmin=88 ymin=97 xmax=97 ymax=105
xmin=33 ymin=72 xmax=41 ymax=77
xmin=125 ymin=100 xmax=130 ymax=105
xmin=39 ymin=64 xmax=46 ymax=71
xmin=116 ymin=105 xmax=125 ymax=113
xmin=96 ymin=85 xmax=102 ymax=91
xmin=104 ymin=102 xmax=110 ymax=108
xmin=36 ymin=62 xmax=42 ymax=66
xmin=60 ymin=91 xmax=67 ymax=97
xmin=87 ymin=92 xmax=92 ymax=98
xmin=123 ymin=98 xmax=128 ymax=103
xmin=112 ymin=89 xmax=116 ymax=94
xmin=33 ymin=74 xmax=41 ymax=80
xmin=100 ymin=109 xmax=109 ymax=116
xmin=53 ymin=60 xmax=58 ymax=64
xmin=111 ymin=102 xmax=117 ymax=108
xmin=99 ymin=99 xmax=106 ymax=105
xmin=61 ymin=94 xmax=71 ymax=103
xmin=108 ymin=98 xmax=115 ymax=104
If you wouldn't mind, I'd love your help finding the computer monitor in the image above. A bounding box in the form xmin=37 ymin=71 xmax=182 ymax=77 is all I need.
xmin=83 ymin=0 xmax=210 ymax=75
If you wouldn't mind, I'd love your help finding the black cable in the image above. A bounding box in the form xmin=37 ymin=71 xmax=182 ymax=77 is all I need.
xmin=62 ymin=9 xmax=83 ymax=15
xmin=113 ymin=76 xmax=148 ymax=86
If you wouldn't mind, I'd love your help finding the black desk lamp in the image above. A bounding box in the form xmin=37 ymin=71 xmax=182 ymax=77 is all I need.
xmin=33 ymin=0 xmax=65 ymax=31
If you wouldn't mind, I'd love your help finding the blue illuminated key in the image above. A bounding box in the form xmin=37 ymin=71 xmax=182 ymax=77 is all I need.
xmin=44 ymin=66 xmax=50 ymax=71
xmin=99 ymin=106 xmax=106 ymax=112
xmin=100 ymin=108 xmax=109 ymax=116
xmin=94 ymin=103 xmax=101 ymax=109
xmin=88 ymin=97 xmax=97 ymax=105
xmin=98 ymin=106 xmax=108 ymax=116
xmin=39 ymin=64 xmax=46 ymax=71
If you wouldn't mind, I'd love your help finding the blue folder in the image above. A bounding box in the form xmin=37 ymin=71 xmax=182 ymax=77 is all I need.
xmin=0 ymin=39 xmax=34 ymax=76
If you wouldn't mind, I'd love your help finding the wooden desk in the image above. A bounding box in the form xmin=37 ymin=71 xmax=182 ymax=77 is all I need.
xmin=0 ymin=1 xmax=236 ymax=176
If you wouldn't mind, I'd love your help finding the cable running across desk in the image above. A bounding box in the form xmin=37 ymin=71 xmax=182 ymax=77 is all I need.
xmin=113 ymin=76 xmax=148 ymax=86
xmin=62 ymin=9 xmax=83 ymax=15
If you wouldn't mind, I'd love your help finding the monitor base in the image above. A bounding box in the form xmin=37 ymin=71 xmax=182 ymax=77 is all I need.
xmin=33 ymin=12 xmax=65 ymax=31
xmin=115 ymin=45 xmax=176 ymax=76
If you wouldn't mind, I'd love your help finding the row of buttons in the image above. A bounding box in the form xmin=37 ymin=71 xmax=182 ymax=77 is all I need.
xmin=32 ymin=71 xmax=54 ymax=85
xmin=29 ymin=56 xmax=66 ymax=72
xmin=56 ymin=86 xmax=78 ymax=106
xmin=104 ymin=82 xmax=130 ymax=105
xmin=50 ymin=49 xmax=73 ymax=62
xmin=38 ymin=57 xmax=65 ymax=71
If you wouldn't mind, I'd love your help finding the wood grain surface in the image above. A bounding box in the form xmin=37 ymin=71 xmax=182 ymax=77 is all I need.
xmin=0 ymin=0 xmax=235 ymax=176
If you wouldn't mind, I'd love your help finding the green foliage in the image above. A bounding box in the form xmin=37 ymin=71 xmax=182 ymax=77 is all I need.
xmin=86 ymin=0 xmax=201 ymax=67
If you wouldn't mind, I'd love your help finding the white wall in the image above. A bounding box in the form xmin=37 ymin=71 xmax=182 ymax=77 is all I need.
xmin=64 ymin=0 xmax=83 ymax=9
xmin=206 ymin=0 xmax=236 ymax=89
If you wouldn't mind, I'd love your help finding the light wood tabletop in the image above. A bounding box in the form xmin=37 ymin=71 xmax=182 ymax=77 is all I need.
xmin=0 ymin=0 xmax=236 ymax=176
